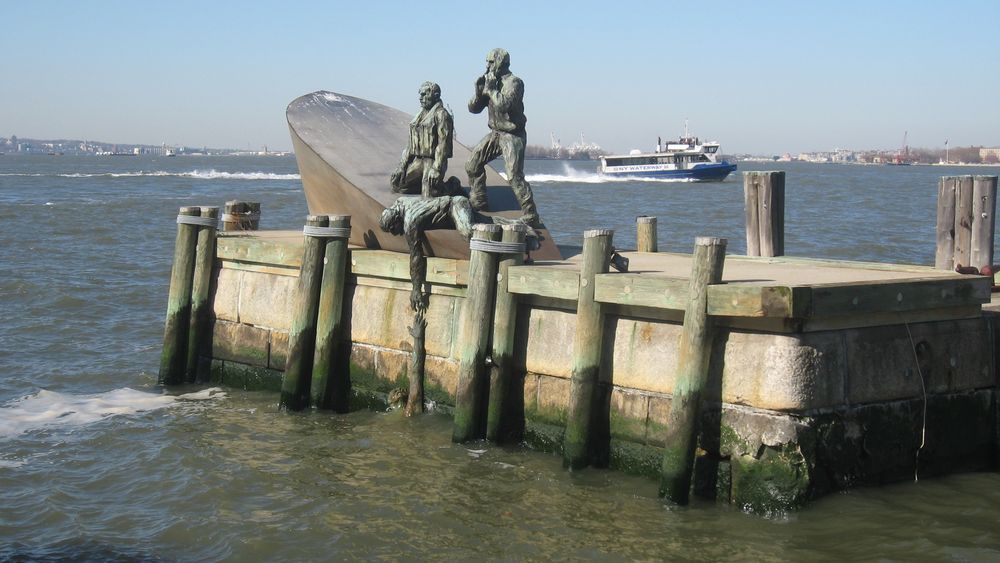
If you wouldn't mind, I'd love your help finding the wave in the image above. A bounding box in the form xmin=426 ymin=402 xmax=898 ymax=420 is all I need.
xmin=0 ymin=170 xmax=301 ymax=180
xmin=0 ymin=387 xmax=226 ymax=438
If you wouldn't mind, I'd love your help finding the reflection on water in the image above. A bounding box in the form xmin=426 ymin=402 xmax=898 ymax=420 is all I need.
xmin=2 ymin=156 xmax=999 ymax=559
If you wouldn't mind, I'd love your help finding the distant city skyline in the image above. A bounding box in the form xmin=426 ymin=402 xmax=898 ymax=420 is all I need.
xmin=2 ymin=1 xmax=998 ymax=155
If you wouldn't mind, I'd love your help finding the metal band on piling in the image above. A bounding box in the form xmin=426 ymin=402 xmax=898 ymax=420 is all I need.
xmin=176 ymin=214 xmax=221 ymax=229
xmin=469 ymin=238 xmax=527 ymax=254
xmin=221 ymin=211 xmax=260 ymax=223
xmin=303 ymin=225 xmax=352 ymax=238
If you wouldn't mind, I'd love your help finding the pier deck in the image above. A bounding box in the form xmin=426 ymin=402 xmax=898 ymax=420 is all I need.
xmin=216 ymin=229 xmax=992 ymax=333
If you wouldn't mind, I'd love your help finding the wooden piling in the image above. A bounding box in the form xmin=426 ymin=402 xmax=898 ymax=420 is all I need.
xmin=636 ymin=216 xmax=658 ymax=253
xmin=486 ymin=223 xmax=528 ymax=443
xmin=660 ymin=236 xmax=727 ymax=504
xmin=563 ymin=229 xmax=614 ymax=469
xmin=954 ymin=176 xmax=974 ymax=269
xmin=935 ymin=177 xmax=958 ymax=270
xmin=222 ymin=200 xmax=260 ymax=231
xmin=452 ymin=223 xmax=503 ymax=443
xmin=158 ymin=206 xmax=201 ymax=385
xmin=311 ymin=215 xmax=352 ymax=412
xmin=185 ymin=205 xmax=219 ymax=383
xmin=281 ymin=215 xmax=329 ymax=411
xmin=970 ymin=176 xmax=998 ymax=271
xmin=743 ymin=171 xmax=785 ymax=257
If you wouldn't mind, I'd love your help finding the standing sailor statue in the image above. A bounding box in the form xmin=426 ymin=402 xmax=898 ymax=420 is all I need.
xmin=465 ymin=48 xmax=541 ymax=227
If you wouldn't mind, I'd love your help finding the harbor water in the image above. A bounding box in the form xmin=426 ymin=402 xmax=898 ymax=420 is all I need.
xmin=2 ymin=155 xmax=1000 ymax=560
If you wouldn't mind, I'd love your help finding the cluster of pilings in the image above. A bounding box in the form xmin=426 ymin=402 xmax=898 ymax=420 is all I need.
xmin=935 ymin=175 xmax=998 ymax=271
xmin=158 ymin=201 xmax=259 ymax=385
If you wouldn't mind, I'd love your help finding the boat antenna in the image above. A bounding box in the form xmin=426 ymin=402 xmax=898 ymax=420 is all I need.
xmin=684 ymin=118 xmax=689 ymax=139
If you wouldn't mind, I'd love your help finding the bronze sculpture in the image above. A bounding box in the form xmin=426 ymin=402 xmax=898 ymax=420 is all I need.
xmin=391 ymin=82 xmax=463 ymax=198
xmin=466 ymin=48 xmax=540 ymax=226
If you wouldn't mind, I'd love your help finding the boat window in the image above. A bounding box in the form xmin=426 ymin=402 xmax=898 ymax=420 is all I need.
xmin=705 ymin=146 xmax=718 ymax=153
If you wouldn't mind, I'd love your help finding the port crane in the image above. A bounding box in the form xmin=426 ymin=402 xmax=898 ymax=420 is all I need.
xmin=892 ymin=131 xmax=910 ymax=165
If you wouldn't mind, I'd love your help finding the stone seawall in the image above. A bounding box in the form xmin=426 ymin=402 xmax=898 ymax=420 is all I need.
xmin=204 ymin=233 xmax=998 ymax=512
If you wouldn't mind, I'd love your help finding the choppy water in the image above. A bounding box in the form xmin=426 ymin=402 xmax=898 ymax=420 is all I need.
xmin=2 ymin=155 xmax=999 ymax=560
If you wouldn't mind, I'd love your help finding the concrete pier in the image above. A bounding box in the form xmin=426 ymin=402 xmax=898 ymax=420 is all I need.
xmin=203 ymin=229 xmax=997 ymax=512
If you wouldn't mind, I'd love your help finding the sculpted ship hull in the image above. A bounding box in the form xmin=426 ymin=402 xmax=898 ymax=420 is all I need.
xmin=287 ymin=91 xmax=560 ymax=260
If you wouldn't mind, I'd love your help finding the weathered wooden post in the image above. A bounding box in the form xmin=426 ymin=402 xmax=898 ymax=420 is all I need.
xmin=310 ymin=215 xmax=352 ymax=412
xmin=970 ymin=176 xmax=998 ymax=271
xmin=159 ymin=206 xmax=202 ymax=385
xmin=222 ymin=200 xmax=261 ymax=231
xmin=280 ymin=215 xmax=329 ymax=411
xmin=743 ymin=171 xmax=784 ymax=257
xmin=954 ymin=176 xmax=975 ymax=269
xmin=452 ymin=223 xmax=503 ymax=443
xmin=636 ymin=216 xmax=658 ymax=252
xmin=486 ymin=223 xmax=529 ymax=443
xmin=564 ymin=229 xmax=614 ymax=470
xmin=935 ymin=176 xmax=958 ymax=270
xmin=660 ymin=236 xmax=727 ymax=505
xmin=185 ymin=205 xmax=219 ymax=383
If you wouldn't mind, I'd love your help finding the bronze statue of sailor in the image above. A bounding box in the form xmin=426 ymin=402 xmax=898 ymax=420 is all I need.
xmin=390 ymin=81 xmax=463 ymax=198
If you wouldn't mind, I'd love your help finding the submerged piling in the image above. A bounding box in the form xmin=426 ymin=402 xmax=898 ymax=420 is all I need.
xmin=310 ymin=215 xmax=352 ymax=412
xmin=185 ymin=205 xmax=219 ymax=383
xmin=660 ymin=236 xmax=727 ymax=504
xmin=452 ymin=223 xmax=503 ymax=443
xmin=486 ymin=223 xmax=528 ymax=443
xmin=159 ymin=206 xmax=202 ymax=385
xmin=564 ymin=229 xmax=614 ymax=470
xmin=281 ymin=215 xmax=329 ymax=411
xmin=636 ymin=216 xmax=658 ymax=252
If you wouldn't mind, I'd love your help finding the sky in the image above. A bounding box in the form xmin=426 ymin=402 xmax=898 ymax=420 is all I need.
xmin=1 ymin=0 xmax=998 ymax=155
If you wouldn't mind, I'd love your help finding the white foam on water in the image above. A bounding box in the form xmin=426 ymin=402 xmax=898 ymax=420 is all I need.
xmin=0 ymin=387 xmax=226 ymax=438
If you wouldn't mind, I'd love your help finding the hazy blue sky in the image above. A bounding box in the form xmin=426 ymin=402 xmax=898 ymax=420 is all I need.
xmin=2 ymin=0 xmax=997 ymax=154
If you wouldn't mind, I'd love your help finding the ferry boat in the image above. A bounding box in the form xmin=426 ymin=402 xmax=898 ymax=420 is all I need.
xmin=600 ymin=127 xmax=736 ymax=181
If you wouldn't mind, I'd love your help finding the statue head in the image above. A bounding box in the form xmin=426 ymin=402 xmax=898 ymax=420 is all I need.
xmin=379 ymin=203 xmax=404 ymax=235
xmin=485 ymin=48 xmax=510 ymax=75
xmin=418 ymin=81 xmax=441 ymax=110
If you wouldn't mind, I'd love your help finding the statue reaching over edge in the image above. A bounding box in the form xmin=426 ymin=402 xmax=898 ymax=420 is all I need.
xmin=391 ymin=82 xmax=463 ymax=198
xmin=379 ymin=195 xmax=476 ymax=310
xmin=466 ymin=48 xmax=540 ymax=226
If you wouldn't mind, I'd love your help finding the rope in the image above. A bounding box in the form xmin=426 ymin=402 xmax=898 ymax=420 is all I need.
xmin=303 ymin=225 xmax=352 ymax=238
xmin=221 ymin=212 xmax=261 ymax=222
xmin=176 ymin=215 xmax=219 ymax=229
xmin=469 ymin=239 xmax=526 ymax=254
xmin=902 ymin=319 xmax=927 ymax=483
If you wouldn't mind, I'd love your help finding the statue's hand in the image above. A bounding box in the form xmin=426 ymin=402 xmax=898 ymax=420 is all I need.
xmin=485 ymin=72 xmax=499 ymax=90
xmin=410 ymin=287 xmax=427 ymax=312
xmin=474 ymin=75 xmax=486 ymax=93
xmin=426 ymin=166 xmax=441 ymax=186
xmin=390 ymin=167 xmax=403 ymax=188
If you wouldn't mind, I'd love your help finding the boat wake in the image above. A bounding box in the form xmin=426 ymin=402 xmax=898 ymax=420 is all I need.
xmin=526 ymin=171 xmax=698 ymax=184
xmin=523 ymin=163 xmax=698 ymax=184
xmin=0 ymin=170 xmax=301 ymax=180
xmin=0 ymin=387 xmax=226 ymax=439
